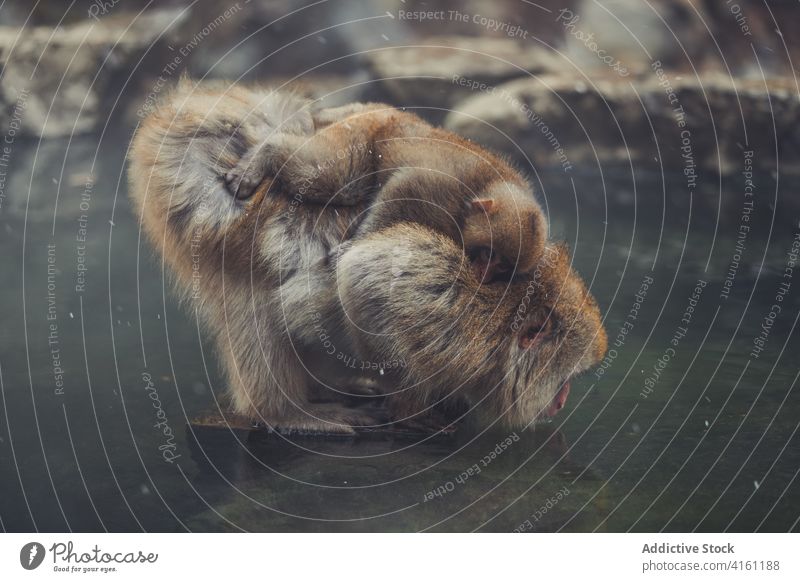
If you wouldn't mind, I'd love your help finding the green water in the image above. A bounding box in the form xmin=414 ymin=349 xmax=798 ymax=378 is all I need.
xmin=1 ymin=129 xmax=798 ymax=532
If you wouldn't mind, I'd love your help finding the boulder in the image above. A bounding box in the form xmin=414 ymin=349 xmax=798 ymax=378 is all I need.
xmin=364 ymin=35 xmax=563 ymax=109
xmin=444 ymin=72 xmax=800 ymax=176
xmin=0 ymin=8 xmax=187 ymax=138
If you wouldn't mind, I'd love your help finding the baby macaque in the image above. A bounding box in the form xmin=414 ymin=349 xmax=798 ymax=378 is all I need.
xmin=223 ymin=103 xmax=547 ymax=283
xmin=128 ymin=79 xmax=606 ymax=433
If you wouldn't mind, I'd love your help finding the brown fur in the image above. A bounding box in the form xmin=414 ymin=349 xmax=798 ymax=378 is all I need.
xmin=128 ymin=79 xmax=606 ymax=433
xmin=225 ymin=103 xmax=547 ymax=282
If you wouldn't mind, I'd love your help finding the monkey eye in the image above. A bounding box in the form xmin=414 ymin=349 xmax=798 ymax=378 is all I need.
xmin=467 ymin=247 xmax=515 ymax=283
xmin=519 ymin=314 xmax=557 ymax=350
xmin=494 ymin=260 xmax=513 ymax=275
xmin=469 ymin=246 xmax=492 ymax=263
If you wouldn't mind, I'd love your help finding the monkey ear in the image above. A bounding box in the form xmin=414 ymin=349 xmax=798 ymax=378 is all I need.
xmin=471 ymin=198 xmax=496 ymax=214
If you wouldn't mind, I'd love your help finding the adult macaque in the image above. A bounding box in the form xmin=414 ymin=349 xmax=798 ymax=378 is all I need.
xmin=128 ymin=79 xmax=606 ymax=433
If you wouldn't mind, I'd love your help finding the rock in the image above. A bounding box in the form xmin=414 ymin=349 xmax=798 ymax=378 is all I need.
xmin=557 ymin=0 xmax=707 ymax=75
xmin=0 ymin=8 xmax=187 ymax=138
xmin=444 ymin=72 xmax=800 ymax=176
xmin=364 ymin=35 xmax=563 ymax=108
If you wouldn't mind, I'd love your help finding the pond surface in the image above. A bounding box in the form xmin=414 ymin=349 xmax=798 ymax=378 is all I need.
xmin=1 ymin=125 xmax=798 ymax=532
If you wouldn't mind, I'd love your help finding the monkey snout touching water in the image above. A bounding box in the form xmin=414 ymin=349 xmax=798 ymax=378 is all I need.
xmin=129 ymin=78 xmax=605 ymax=433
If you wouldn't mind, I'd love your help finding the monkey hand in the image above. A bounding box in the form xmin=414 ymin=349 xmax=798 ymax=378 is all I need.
xmin=224 ymin=147 xmax=271 ymax=200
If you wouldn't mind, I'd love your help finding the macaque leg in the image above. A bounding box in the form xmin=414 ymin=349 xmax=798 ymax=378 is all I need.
xmin=335 ymin=223 xmax=478 ymax=432
xmin=353 ymin=169 xmax=461 ymax=246
xmin=225 ymin=103 xmax=393 ymax=203
xmin=219 ymin=324 xmax=387 ymax=434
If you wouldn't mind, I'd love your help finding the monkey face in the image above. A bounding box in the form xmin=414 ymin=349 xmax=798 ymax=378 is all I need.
xmin=494 ymin=242 xmax=608 ymax=427
xmin=463 ymin=182 xmax=548 ymax=285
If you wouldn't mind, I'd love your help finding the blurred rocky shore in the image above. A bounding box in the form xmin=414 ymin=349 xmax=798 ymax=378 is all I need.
xmin=0 ymin=0 xmax=797 ymax=178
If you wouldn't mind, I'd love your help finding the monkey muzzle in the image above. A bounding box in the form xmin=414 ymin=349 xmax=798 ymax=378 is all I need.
xmin=543 ymin=381 xmax=570 ymax=417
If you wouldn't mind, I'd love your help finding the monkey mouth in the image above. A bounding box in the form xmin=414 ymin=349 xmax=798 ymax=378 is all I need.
xmin=543 ymin=381 xmax=571 ymax=417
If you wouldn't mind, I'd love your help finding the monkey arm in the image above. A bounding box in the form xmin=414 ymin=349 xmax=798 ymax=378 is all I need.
xmin=352 ymin=167 xmax=467 ymax=244
xmin=336 ymin=223 xmax=492 ymax=407
xmin=311 ymin=102 xmax=389 ymax=129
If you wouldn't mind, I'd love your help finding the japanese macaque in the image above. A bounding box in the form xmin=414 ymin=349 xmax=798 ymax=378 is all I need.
xmin=223 ymin=102 xmax=547 ymax=283
xmin=128 ymin=79 xmax=607 ymax=433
